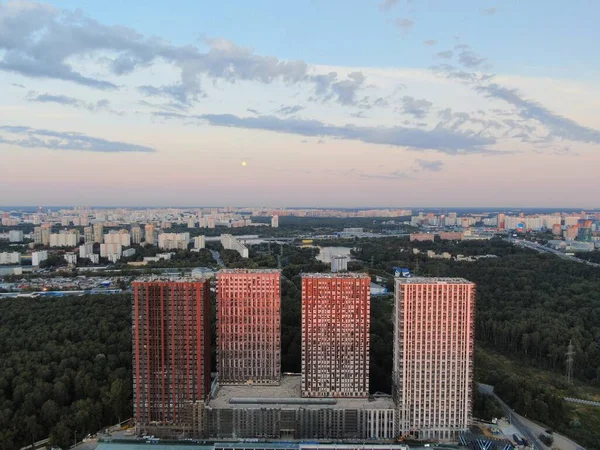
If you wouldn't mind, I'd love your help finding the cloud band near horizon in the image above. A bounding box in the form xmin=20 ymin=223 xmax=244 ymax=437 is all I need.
xmin=0 ymin=126 xmax=155 ymax=153
xmin=195 ymin=113 xmax=496 ymax=154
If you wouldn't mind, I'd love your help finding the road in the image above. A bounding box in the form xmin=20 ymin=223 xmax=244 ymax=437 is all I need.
xmin=210 ymin=250 xmax=225 ymax=267
xmin=478 ymin=383 xmax=584 ymax=450
xmin=506 ymin=238 xmax=600 ymax=268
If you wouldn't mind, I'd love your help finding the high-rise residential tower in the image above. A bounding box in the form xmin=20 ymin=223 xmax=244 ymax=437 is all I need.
xmin=393 ymin=277 xmax=475 ymax=442
xmin=33 ymin=226 xmax=51 ymax=246
xmin=144 ymin=224 xmax=155 ymax=245
xmin=217 ymin=269 xmax=281 ymax=385
xmin=132 ymin=280 xmax=212 ymax=425
xmin=301 ymin=273 xmax=371 ymax=398
xmin=83 ymin=226 xmax=94 ymax=244
xmin=131 ymin=225 xmax=142 ymax=244
xmin=93 ymin=223 xmax=104 ymax=244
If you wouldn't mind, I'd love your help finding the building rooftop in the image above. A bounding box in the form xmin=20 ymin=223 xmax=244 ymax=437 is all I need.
xmin=208 ymin=375 xmax=394 ymax=410
xmin=218 ymin=269 xmax=281 ymax=274
xmin=132 ymin=276 xmax=210 ymax=284
xmin=301 ymin=272 xmax=370 ymax=279
xmin=395 ymin=277 xmax=474 ymax=285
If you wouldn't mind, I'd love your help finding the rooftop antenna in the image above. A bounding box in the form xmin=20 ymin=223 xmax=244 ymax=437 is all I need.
xmin=566 ymin=339 xmax=575 ymax=385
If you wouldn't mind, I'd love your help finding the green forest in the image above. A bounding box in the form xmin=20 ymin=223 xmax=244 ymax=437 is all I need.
xmin=0 ymin=295 xmax=132 ymax=450
xmin=1 ymin=236 xmax=600 ymax=448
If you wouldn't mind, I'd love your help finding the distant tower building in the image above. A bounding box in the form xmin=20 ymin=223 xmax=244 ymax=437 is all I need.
xmin=79 ymin=243 xmax=94 ymax=259
xmin=301 ymin=273 xmax=371 ymax=398
xmin=330 ymin=255 xmax=348 ymax=272
xmin=32 ymin=250 xmax=48 ymax=266
xmin=33 ymin=227 xmax=42 ymax=245
xmin=84 ymin=226 xmax=94 ymax=244
xmin=217 ymin=269 xmax=281 ymax=385
xmin=271 ymin=215 xmax=279 ymax=228
xmin=41 ymin=227 xmax=50 ymax=246
xmin=552 ymin=223 xmax=562 ymax=236
xmin=8 ymin=230 xmax=24 ymax=243
xmin=131 ymin=225 xmax=142 ymax=244
xmin=33 ymin=226 xmax=51 ymax=246
xmin=393 ymin=277 xmax=475 ymax=442
xmin=564 ymin=216 xmax=580 ymax=227
xmin=132 ymin=280 xmax=212 ymax=426
xmin=187 ymin=217 xmax=196 ymax=228
xmin=565 ymin=225 xmax=579 ymax=240
xmin=144 ymin=224 xmax=156 ymax=245
xmin=194 ymin=236 xmax=205 ymax=249
xmin=93 ymin=223 xmax=104 ymax=244
xmin=577 ymin=226 xmax=592 ymax=242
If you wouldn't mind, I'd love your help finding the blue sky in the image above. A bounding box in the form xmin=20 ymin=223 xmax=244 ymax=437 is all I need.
xmin=1 ymin=0 xmax=600 ymax=207
xmin=46 ymin=0 xmax=600 ymax=78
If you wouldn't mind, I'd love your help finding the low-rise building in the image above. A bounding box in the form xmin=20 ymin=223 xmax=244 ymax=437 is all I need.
xmin=122 ymin=248 xmax=136 ymax=258
xmin=438 ymin=231 xmax=464 ymax=240
xmin=192 ymin=267 xmax=215 ymax=279
xmin=409 ymin=233 xmax=435 ymax=242
xmin=143 ymin=253 xmax=173 ymax=263
xmin=199 ymin=376 xmax=396 ymax=441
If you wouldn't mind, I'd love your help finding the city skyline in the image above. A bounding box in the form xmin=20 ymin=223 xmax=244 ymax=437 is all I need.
xmin=2 ymin=1 xmax=600 ymax=207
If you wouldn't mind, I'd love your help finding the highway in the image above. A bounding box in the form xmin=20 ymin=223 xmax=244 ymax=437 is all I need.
xmin=506 ymin=237 xmax=600 ymax=268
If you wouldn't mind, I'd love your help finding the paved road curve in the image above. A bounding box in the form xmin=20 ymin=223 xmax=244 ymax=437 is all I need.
xmin=478 ymin=383 xmax=585 ymax=450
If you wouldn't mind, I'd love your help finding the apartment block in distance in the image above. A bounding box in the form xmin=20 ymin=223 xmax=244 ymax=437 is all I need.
xmin=393 ymin=277 xmax=475 ymax=442
xmin=132 ymin=279 xmax=212 ymax=437
xmin=217 ymin=269 xmax=281 ymax=385
xmin=301 ymin=273 xmax=370 ymax=398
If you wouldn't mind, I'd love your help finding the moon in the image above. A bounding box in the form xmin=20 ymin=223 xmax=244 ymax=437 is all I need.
xmin=241 ymin=161 xmax=247 ymax=167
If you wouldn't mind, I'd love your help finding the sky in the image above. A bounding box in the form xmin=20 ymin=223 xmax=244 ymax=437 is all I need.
xmin=1 ymin=0 xmax=600 ymax=208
